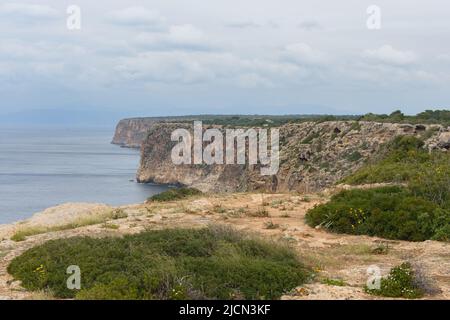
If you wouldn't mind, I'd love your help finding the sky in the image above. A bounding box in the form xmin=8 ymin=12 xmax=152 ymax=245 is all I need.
xmin=0 ymin=0 xmax=449 ymax=124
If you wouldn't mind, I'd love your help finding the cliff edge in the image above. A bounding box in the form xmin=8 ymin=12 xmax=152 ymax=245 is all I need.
xmin=135 ymin=120 xmax=448 ymax=192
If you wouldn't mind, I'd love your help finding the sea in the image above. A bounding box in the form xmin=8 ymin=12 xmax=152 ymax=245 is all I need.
xmin=0 ymin=126 xmax=168 ymax=224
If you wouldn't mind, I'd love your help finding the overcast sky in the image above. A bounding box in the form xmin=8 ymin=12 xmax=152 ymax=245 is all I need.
xmin=0 ymin=0 xmax=449 ymax=123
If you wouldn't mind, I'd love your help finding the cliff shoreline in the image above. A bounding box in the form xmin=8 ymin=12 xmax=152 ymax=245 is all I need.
xmin=124 ymin=119 xmax=448 ymax=193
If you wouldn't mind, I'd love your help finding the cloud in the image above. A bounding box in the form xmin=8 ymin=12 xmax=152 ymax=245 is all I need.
xmin=114 ymin=51 xmax=216 ymax=84
xmin=225 ymin=20 xmax=279 ymax=29
xmin=113 ymin=49 xmax=303 ymax=88
xmin=298 ymin=20 xmax=322 ymax=31
xmin=0 ymin=3 xmax=59 ymax=21
xmin=437 ymin=54 xmax=450 ymax=62
xmin=237 ymin=73 xmax=274 ymax=88
xmin=134 ymin=24 xmax=212 ymax=51
xmin=106 ymin=6 xmax=166 ymax=30
xmin=225 ymin=21 xmax=260 ymax=29
xmin=363 ymin=45 xmax=417 ymax=66
xmin=282 ymin=43 xmax=329 ymax=65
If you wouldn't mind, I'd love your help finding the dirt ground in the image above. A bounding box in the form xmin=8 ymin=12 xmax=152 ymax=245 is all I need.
xmin=0 ymin=191 xmax=449 ymax=300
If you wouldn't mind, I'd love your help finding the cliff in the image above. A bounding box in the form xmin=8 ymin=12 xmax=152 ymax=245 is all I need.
xmin=136 ymin=120 xmax=448 ymax=192
xmin=112 ymin=116 xmax=200 ymax=148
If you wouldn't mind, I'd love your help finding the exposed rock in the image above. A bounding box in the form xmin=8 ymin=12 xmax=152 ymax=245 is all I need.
xmin=437 ymin=131 xmax=450 ymax=149
xmin=112 ymin=117 xmax=201 ymax=148
xmin=135 ymin=121 xmax=444 ymax=193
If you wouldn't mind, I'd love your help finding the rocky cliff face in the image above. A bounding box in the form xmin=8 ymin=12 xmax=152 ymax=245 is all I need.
xmin=112 ymin=117 xmax=199 ymax=148
xmin=112 ymin=118 xmax=159 ymax=148
xmin=136 ymin=121 xmax=448 ymax=192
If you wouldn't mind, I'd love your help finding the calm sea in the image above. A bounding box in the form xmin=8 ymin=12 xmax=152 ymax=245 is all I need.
xmin=0 ymin=126 xmax=168 ymax=224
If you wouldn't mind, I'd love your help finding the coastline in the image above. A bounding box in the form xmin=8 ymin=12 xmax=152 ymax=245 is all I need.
xmin=1 ymin=189 xmax=449 ymax=300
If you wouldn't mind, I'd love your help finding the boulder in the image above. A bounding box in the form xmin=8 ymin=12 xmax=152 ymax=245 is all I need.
xmin=437 ymin=132 xmax=450 ymax=149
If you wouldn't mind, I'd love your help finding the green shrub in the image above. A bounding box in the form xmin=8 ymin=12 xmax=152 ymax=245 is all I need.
xmin=345 ymin=151 xmax=363 ymax=162
xmin=336 ymin=135 xmax=450 ymax=242
xmin=343 ymin=136 xmax=450 ymax=207
xmin=305 ymin=186 xmax=449 ymax=241
xmin=149 ymin=188 xmax=202 ymax=202
xmin=7 ymin=226 xmax=309 ymax=300
xmin=366 ymin=263 xmax=424 ymax=299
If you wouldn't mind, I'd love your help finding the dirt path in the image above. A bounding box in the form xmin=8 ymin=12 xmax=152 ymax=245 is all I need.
xmin=1 ymin=192 xmax=449 ymax=300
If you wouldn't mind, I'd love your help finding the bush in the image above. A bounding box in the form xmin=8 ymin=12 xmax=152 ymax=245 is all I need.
xmin=334 ymin=135 xmax=450 ymax=241
xmin=149 ymin=188 xmax=202 ymax=202
xmin=366 ymin=263 xmax=424 ymax=299
xmin=343 ymin=136 xmax=450 ymax=208
xmin=305 ymin=186 xmax=449 ymax=241
xmin=7 ymin=226 xmax=309 ymax=300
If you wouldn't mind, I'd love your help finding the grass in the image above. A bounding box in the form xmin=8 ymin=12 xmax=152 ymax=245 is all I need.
xmin=102 ymin=223 xmax=120 ymax=230
xmin=321 ymin=278 xmax=346 ymax=287
xmin=10 ymin=209 xmax=127 ymax=242
xmin=365 ymin=263 xmax=424 ymax=299
xmin=149 ymin=188 xmax=202 ymax=202
xmin=7 ymin=226 xmax=310 ymax=300
xmin=247 ymin=207 xmax=270 ymax=218
xmin=213 ymin=204 xmax=227 ymax=214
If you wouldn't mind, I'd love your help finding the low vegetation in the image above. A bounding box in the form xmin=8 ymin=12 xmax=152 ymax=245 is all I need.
xmin=365 ymin=263 xmax=424 ymax=299
xmin=149 ymin=188 xmax=202 ymax=202
xmin=343 ymin=136 xmax=450 ymax=202
xmin=307 ymin=135 xmax=450 ymax=242
xmin=359 ymin=109 xmax=450 ymax=126
xmin=10 ymin=209 xmax=127 ymax=242
xmin=321 ymin=278 xmax=346 ymax=287
xmin=306 ymin=186 xmax=449 ymax=241
xmin=8 ymin=226 xmax=309 ymax=300
xmin=247 ymin=207 xmax=270 ymax=218
xmin=173 ymin=110 xmax=450 ymax=128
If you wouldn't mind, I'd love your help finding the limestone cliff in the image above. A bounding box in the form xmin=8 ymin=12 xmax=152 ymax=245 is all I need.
xmin=135 ymin=121 xmax=448 ymax=192
xmin=112 ymin=116 xmax=200 ymax=148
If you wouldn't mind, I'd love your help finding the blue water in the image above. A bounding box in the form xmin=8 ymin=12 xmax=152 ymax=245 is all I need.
xmin=0 ymin=126 xmax=168 ymax=224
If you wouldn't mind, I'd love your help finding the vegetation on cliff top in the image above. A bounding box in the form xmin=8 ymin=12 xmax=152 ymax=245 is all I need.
xmin=149 ymin=187 xmax=202 ymax=202
xmin=306 ymin=135 xmax=450 ymax=242
xmin=169 ymin=110 xmax=450 ymax=127
xmin=8 ymin=226 xmax=309 ymax=300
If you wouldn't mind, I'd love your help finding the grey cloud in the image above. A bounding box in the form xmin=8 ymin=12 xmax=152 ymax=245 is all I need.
xmin=133 ymin=25 xmax=216 ymax=52
xmin=363 ymin=45 xmax=418 ymax=67
xmin=0 ymin=3 xmax=59 ymax=22
xmin=225 ymin=21 xmax=261 ymax=29
xmin=106 ymin=6 xmax=166 ymax=30
xmin=298 ymin=20 xmax=322 ymax=31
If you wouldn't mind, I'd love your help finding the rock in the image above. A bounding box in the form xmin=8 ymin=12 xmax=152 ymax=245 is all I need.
xmin=132 ymin=120 xmax=443 ymax=193
xmin=437 ymin=132 xmax=450 ymax=149
xmin=399 ymin=124 xmax=415 ymax=133
xmin=415 ymin=124 xmax=426 ymax=132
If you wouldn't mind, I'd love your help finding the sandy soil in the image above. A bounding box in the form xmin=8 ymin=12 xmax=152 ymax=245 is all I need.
xmin=0 ymin=191 xmax=449 ymax=300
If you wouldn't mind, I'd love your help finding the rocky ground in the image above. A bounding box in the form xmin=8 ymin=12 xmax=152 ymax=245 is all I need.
xmin=0 ymin=188 xmax=449 ymax=300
